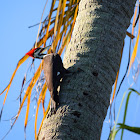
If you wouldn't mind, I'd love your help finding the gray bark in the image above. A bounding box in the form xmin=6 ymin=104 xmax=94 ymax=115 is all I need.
xmin=38 ymin=0 xmax=136 ymax=139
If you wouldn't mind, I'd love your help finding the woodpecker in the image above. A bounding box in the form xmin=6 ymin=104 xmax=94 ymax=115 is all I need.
xmin=26 ymin=47 xmax=48 ymax=59
xmin=26 ymin=47 xmax=68 ymax=113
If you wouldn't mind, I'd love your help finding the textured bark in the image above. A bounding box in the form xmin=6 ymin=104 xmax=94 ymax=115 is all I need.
xmin=38 ymin=0 xmax=136 ymax=139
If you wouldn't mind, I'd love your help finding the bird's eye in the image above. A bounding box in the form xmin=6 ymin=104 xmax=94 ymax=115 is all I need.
xmin=57 ymin=72 xmax=60 ymax=76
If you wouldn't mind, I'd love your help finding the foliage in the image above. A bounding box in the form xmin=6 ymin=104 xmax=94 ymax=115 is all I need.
xmin=0 ymin=0 xmax=79 ymax=139
xmin=110 ymin=89 xmax=140 ymax=140
xmin=109 ymin=1 xmax=140 ymax=139
xmin=0 ymin=0 xmax=140 ymax=140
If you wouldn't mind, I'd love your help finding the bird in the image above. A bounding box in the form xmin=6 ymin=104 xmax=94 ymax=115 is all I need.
xmin=26 ymin=47 xmax=68 ymax=113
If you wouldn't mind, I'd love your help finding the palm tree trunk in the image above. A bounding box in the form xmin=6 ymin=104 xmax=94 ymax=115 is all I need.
xmin=38 ymin=0 xmax=136 ymax=139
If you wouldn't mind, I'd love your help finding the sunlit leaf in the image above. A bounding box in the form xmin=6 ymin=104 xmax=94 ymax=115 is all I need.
xmin=128 ymin=29 xmax=140 ymax=75
xmin=43 ymin=0 xmax=56 ymax=47
xmin=54 ymin=0 xmax=62 ymax=36
xmin=35 ymin=83 xmax=47 ymax=139
xmin=111 ymin=43 xmax=124 ymax=103
xmin=120 ymin=88 xmax=140 ymax=139
xmin=109 ymin=127 xmax=121 ymax=140
xmin=35 ymin=0 xmax=48 ymax=49
xmin=20 ymin=62 xmax=42 ymax=129
xmin=58 ymin=30 xmax=71 ymax=55
xmin=111 ymin=88 xmax=140 ymax=140
xmin=0 ymin=55 xmax=28 ymax=120
xmin=132 ymin=5 xmax=138 ymax=35
xmin=70 ymin=0 xmax=79 ymax=35
xmin=24 ymin=62 xmax=42 ymax=129
xmin=1 ymin=62 xmax=43 ymax=139
xmin=120 ymin=91 xmax=131 ymax=140
xmin=119 ymin=123 xmax=140 ymax=135
xmin=111 ymin=71 xmax=119 ymax=102
xmin=110 ymin=91 xmax=127 ymax=140
xmin=0 ymin=0 xmax=80 ymax=138
xmin=37 ymin=99 xmax=51 ymax=139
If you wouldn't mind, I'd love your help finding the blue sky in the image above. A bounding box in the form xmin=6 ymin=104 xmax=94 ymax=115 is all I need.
xmin=0 ymin=1 xmax=49 ymax=139
xmin=0 ymin=1 xmax=140 ymax=140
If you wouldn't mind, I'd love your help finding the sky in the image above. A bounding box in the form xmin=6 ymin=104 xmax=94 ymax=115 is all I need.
xmin=0 ymin=1 xmax=140 ymax=140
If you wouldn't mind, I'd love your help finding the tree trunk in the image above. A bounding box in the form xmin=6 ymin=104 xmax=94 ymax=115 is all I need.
xmin=38 ymin=0 xmax=136 ymax=139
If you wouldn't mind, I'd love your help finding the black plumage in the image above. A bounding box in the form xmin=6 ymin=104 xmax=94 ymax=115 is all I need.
xmin=43 ymin=53 xmax=67 ymax=112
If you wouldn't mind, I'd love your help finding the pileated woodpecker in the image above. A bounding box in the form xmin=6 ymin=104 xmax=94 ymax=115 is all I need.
xmin=26 ymin=47 xmax=68 ymax=113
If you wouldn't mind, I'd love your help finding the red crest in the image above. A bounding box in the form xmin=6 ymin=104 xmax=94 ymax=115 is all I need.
xmin=26 ymin=48 xmax=37 ymax=58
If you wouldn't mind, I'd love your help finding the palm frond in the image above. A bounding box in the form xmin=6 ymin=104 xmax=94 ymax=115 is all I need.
xmin=0 ymin=0 xmax=80 ymax=138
